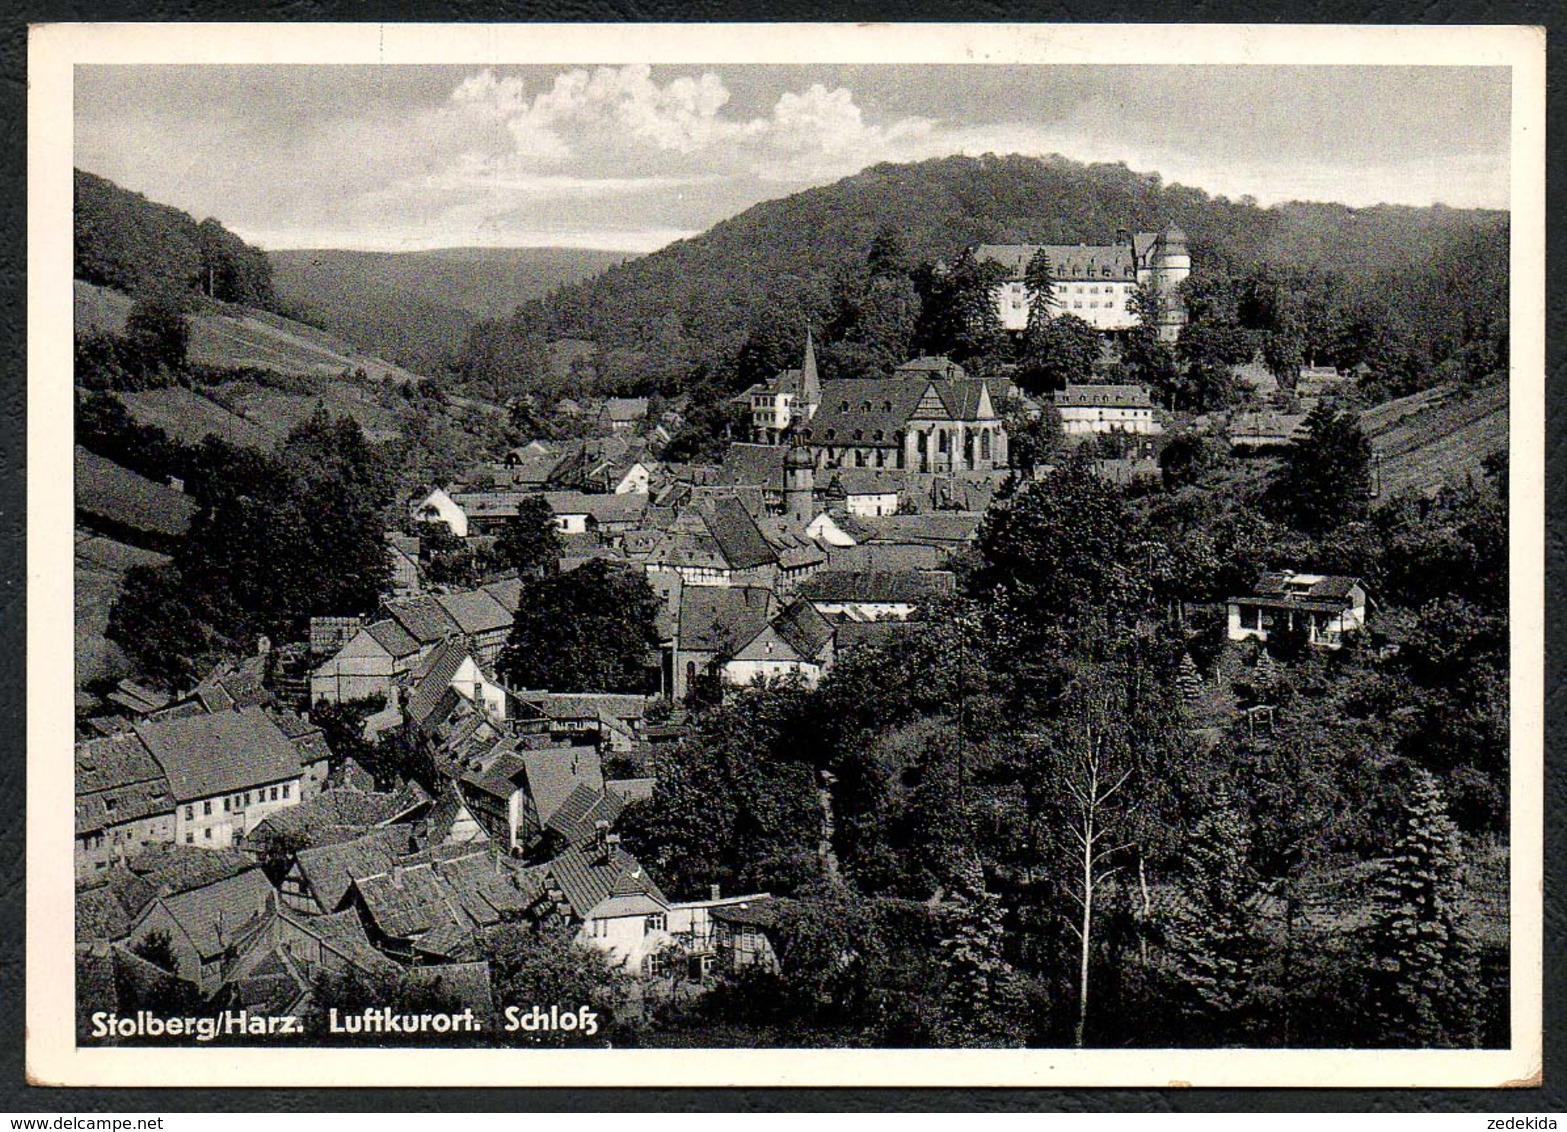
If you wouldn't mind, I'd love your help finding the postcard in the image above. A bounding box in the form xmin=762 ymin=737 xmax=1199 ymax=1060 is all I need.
xmin=27 ymin=21 xmax=1545 ymax=1087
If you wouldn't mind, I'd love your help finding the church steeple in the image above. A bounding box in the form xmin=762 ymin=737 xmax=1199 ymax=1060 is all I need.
xmin=800 ymin=327 xmax=820 ymax=406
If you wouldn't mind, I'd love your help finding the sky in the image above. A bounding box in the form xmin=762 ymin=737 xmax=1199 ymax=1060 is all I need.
xmin=74 ymin=64 xmax=1512 ymax=254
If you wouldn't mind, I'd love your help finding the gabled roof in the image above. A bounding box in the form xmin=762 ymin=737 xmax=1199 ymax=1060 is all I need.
xmin=676 ymin=586 xmax=776 ymax=653
xmin=829 ymin=468 xmax=906 ymax=498
xmin=708 ymin=895 xmax=782 ymax=928
xmin=1239 ymin=571 xmax=1364 ymax=608
xmin=292 ymin=827 xmax=417 ymax=912
xmin=544 ymin=844 xmax=668 ymax=921
xmin=799 ymin=569 xmax=953 ymax=605
xmin=247 ymin=784 xmax=431 ymax=847
xmin=807 ymin=377 xmax=930 ymax=445
xmin=769 ymin=598 xmax=835 ymax=663
xmin=407 ymin=636 xmax=479 ymax=725
xmin=75 ymin=733 xmax=173 ymax=835
xmin=134 ymin=707 xmax=302 ymax=802
xmin=895 ymin=355 xmax=968 ymax=380
xmin=715 ymin=444 xmax=787 ymax=492
xmin=435 ymin=589 xmax=513 ymax=636
xmin=384 ymin=595 xmax=462 ymax=644
xmin=363 ymin=618 xmax=422 ymax=659
xmin=522 ymin=746 xmax=604 ymax=826
xmin=702 ymin=496 xmax=777 ymax=571
xmin=544 ymin=782 xmax=623 ymax=848
xmin=148 ymin=868 xmax=274 ymax=960
xmin=601 ymin=397 xmax=649 ymax=422
xmin=481 ymin=577 xmax=526 ymax=614
xmin=1055 ymin=384 xmax=1154 ymax=409
xmin=542 ymin=491 xmax=649 ymax=525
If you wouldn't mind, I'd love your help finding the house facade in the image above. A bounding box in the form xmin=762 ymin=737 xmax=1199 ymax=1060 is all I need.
xmin=1227 ymin=571 xmax=1369 ymax=650
xmin=1054 ymin=384 xmax=1162 ymax=436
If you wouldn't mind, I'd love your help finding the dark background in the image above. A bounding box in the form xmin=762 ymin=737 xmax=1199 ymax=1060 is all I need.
xmin=2 ymin=0 xmax=1560 ymax=1112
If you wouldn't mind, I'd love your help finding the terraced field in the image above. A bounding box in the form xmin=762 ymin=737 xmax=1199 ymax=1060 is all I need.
xmin=1362 ymin=378 xmax=1508 ymax=498
xmin=75 ymin=280 xmax=422 ymax=383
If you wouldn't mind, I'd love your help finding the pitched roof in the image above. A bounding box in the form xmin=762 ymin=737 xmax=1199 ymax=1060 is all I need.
xmin=1055 ymin=384 xmax=1154 ymax=409
xmin=75 ymin=733 xmax=173 ymax=835
xmin=708 ymin=895 xmax=782 ymax=928
xmin=544 ymin=844 xmax=668 ymax=921
xmin=292 ymin=827 xmax=418 ymax=912
xmin=799 ymin=569 xmax=952 ymax=605
xmin=363 ymin=618 xmax=422 ymax=659
xmin=847 ymin=513 xmax=983 ymax=546
xmin=974 ymin=242 xmax=1137 ymax=281
xmin=829 ymin=468 xmax=906 ymax=498
xmin=516 ymin=693 xmax=645 ymax=724
xmin=521 ymin=746 xmax=604 ymax=825
xmin=768 ymin=598 xmax=834 ymax=663
xmin=435 ymin=589 xmax=513 ymax=636
xmin=807 ymin=377 xmax=930 ymax=445
xmin=1239 ymin=571 xmax=1364 ymax=609
xmin=895 ymin=355 xmax=969 ymax=380
xmin=481 ymin=577 xmax=526 ymax=615
xmin=246 ymin=784 xmax=430 ymax=847
xmin=602 ymin=397 xmax=649 ymax=422
xmin=715 ymin=444 xmax=787 ymax=492
xmin=407 ymin=637 xmax=478 ymax=725
xmin=607 ymin=777 xmax=657 ymax=806
xmin=927 ymin=379 xmax=995 ymax=421
xmin=542 ymin=491 xmax=649 ymax=525
xmin=134 ymin=707 xmax=303 ymax=802
xmin=676 ymin=586 xmax=776 ymax=652
xmin=384 ymin=595 xmax=463 ymax=644
xmin=544 ymin=782 xmax=624 ymax=847
xmin=151 ymin=868 xmax=274 ymax=960
xmin=701 ymin=496 xmax=777 ymax=570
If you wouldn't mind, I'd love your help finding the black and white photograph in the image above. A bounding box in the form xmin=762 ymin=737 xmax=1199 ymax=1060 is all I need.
xmin=28 ymin=22 xmax=1544 ymax=1088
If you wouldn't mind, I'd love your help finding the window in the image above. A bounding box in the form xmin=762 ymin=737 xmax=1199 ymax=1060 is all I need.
xmin=852 ymin=429 xmax=863 ymax=441
xmin=104 ymin=798 xmax=116 ymax=814
xmin=270 ymin=786 xmax=279 ymax=802
xmin=882 ymin=401 xmax=893 ymax=413
xmin=645 ymin=913 xmax=667 ymax=934
xmin=203 ymin=800 xmax=212 ymax=816
xmin=184 ymin=805 xmax=193 ymax=821
xmin=1240 ymin=606 xmax=1260 ymax=630
xmin=938 ymin=431 xmax=949 ymax=453
xmin=981 ymin=431 xmax=992 ymax=461
xmin=243 ymin=793 xmax=251 ymax=806
xmin=282 ymin=784 xmax=290 ymax=799
xmin=204 ymin=828 xmax=212 ymax=840
xmin=860 ymin=401 xmax=871 ymax=413
xmin=185 ymin=833 xmax=194 ymax=845
xmin=223 ymin=797 xmax=230 ymax=813
xmin=839 ymin=401 xmax=850 ymax=412
xmin=855 ymin=450 xmax=867 ymax=467
xmin=646 ymin=952 xmax=671 ymax=978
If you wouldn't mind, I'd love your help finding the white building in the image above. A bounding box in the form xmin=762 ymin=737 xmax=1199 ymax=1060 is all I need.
xmin=1054 ymin=384 xmax=1163 ymax=435
xmin=1227 ymin=572 xmax=1369 ymax=650
xmin=976 ymin=226 xmax=1190 ymax=342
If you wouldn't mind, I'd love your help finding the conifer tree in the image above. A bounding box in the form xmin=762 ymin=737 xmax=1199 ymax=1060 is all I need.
xmin=1362 ymin=769 xmax=1481 ymax=1048
xmin=935 ymin=853 xmax=1028 ymax=1047
xmin=1163 ymin=788 xmax=1263 ymax=1042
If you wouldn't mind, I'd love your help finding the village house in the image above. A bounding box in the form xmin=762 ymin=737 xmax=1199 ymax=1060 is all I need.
xmin=281 ymin=826 xmax=421 ymax=916
xmin=1053 ymin=384 xmax=1163 ymax=437
xmin=455 ymin=742 xmax=618 ymax=859
xmin=1228 ymin=411 xmax=1309 ymax=452
xmin=1227 ymin=571 xmax=1369 ymax=650
xmin=722 ymin=598 xmax=836 ymax=689
xmin=76 ymin=732 xmax=177 ymax=879
xmin=135 ymin=707 xmax=314 ymax=851
xmin=411 ymin=486 xmax=469 ymax=538
xmin=309 ymin=617 xmax=422 ymax=706
xmin=824 ymin=468 xmax=904 ymax=517
xmin=121 ymin=867 xmax=276 ymax=995
xmin=598 ymin=397 xmax=649 ymax=433
xmin=220 ymin=905 xmax=404 ymax=1009
xmin=662 ymin=585 xmax=777 ymax=702
xmin=707 ymin=896 xmax=782 ymax=975
xmin=541 ymin=491 xmax=650 ymax=536
xmin=534 ymin=834 xmax=672 ymax=972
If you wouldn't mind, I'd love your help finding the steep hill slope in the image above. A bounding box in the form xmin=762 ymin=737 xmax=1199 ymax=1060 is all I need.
xmin=1362 ymin=378 xmax=1508 ymax=497
xmin=482 ymin=154 xmax=1506 ymax=379
xmin=269 ymin=246 xmax=632 ymax=372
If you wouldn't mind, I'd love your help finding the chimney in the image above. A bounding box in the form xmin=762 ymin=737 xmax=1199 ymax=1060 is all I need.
xmin=709 ymin=884 xmax=721 ymax=901
xmin=594 ymin=820 xmax=610 ymax=860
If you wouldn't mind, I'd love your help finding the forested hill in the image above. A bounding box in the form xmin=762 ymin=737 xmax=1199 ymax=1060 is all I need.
xmin=463 ymin=153 xmax=1506 ymax=391
xmin=74 ymin=169 xmax=279 ymax=310
xmin=269 ymin=246 xmax=632 ymax=375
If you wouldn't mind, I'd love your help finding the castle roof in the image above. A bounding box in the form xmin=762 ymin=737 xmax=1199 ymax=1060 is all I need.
xmin=975 ymin=242 xmax=1136 ymax=282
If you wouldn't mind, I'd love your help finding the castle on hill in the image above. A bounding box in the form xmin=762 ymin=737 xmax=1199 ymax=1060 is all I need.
xmin=975 ymin=226 xmax=1190 ymax=342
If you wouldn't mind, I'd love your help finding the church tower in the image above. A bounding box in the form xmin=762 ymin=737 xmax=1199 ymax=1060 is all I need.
xmin=795 ymin=327 xmax=821 ymax=426
xmin=1151 ymin=226 xmax=1191 ymax=342
xmin=784 ymin=438 xmax=815 ymax=522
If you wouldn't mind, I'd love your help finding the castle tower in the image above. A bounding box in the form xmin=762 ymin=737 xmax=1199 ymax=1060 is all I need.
xmin=784 ymin=438 xmax=815 ymax=522
xmin=1152 ymin=225 xmax=1191 ymax=342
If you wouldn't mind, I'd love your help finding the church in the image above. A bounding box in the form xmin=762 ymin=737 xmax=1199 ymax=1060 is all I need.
xmin=737 ymin=339 xmax=1008 ymax=474
xmin=975 ymin=226 xmax=1191 ymax=342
